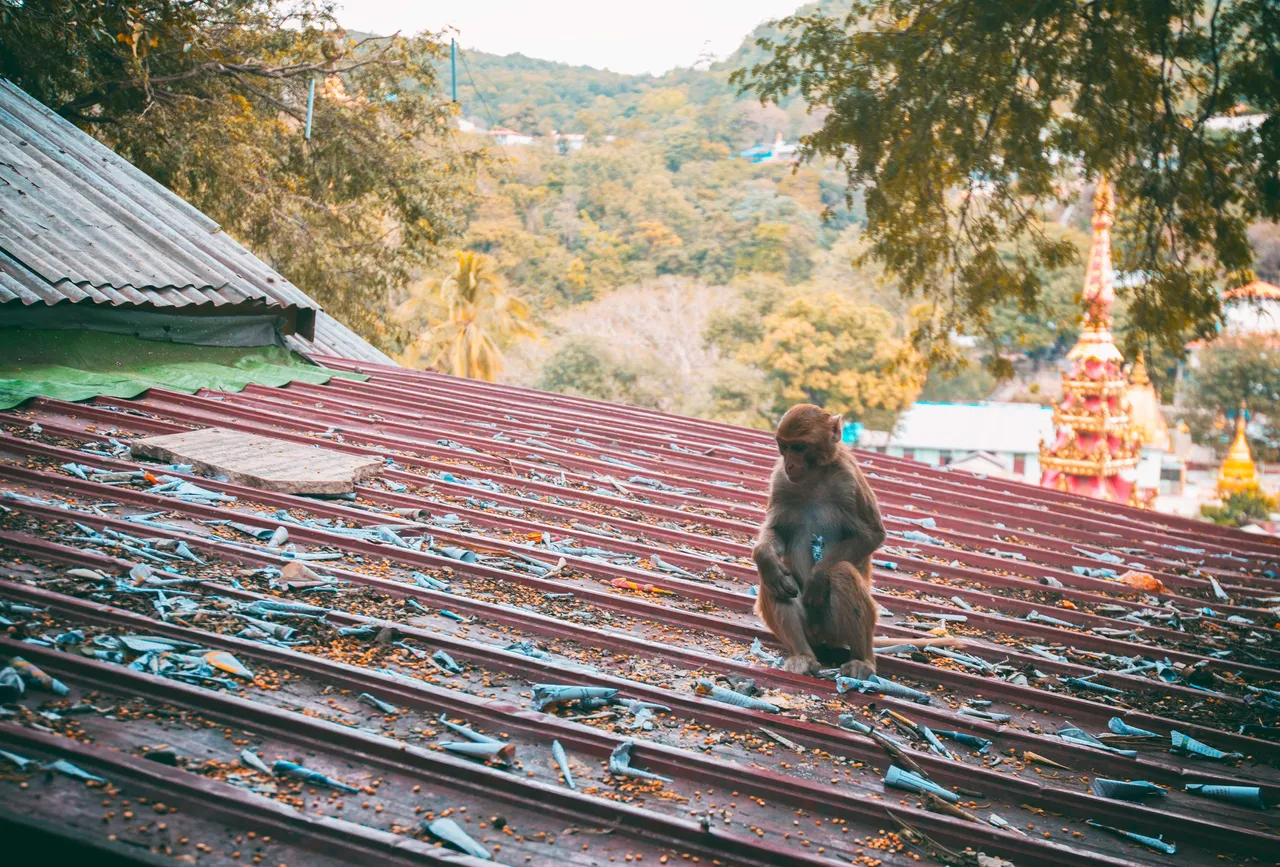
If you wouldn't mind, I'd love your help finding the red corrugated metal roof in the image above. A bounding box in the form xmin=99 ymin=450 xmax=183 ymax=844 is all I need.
xmin=1 ymin=364 xmax=1278 ymax=867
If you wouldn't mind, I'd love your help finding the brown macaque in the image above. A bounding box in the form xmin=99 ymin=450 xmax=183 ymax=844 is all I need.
xmin=753 ymin=404 xmax=885 ymax=678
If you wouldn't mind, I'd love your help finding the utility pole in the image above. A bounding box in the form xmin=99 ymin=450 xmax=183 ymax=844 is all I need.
xmin=304 ymin=76 xmax=316 ymax=140
xmin=451 ymin=39 xmax=457 ymax=104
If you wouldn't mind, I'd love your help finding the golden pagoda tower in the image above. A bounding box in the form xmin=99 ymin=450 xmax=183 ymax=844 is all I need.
xmin=1217 ymin=403 xmax=1261 ymax=496
xmin=1125 ymin=353 xmax=1171 ymax=452
xmin=1039 ymin=178 xmax=1144 ymax=504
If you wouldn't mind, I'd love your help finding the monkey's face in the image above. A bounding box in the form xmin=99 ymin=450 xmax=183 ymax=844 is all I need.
xmin=777 ymin=437 xmax=818 ymax=483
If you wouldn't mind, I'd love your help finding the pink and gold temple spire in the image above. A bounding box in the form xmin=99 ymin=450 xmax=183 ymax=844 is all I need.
xmin=1039 ymin=178 xmax=1144 ymax=505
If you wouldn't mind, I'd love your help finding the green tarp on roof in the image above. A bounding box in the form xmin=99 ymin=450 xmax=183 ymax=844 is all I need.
xmin=0 ymin=329 xmax=366 ymax=410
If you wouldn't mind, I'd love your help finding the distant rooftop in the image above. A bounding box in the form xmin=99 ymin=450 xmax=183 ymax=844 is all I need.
xmin=882 ymin=401 xmax=1055 ymax=454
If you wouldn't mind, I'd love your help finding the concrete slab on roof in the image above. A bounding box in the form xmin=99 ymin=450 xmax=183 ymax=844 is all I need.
xmin=132 ymin=427 xmax=382 ymax=494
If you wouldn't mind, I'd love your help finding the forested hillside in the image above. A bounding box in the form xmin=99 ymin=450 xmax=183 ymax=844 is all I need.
xmin=385 ymin=5 xmax=1104 ymax=429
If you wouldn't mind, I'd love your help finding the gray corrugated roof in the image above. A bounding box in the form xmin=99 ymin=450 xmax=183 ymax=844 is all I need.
xmin=0 ymin=78 xmax=318 ymax=338
xmin=289 ymin=311 xmax=398 ymax=366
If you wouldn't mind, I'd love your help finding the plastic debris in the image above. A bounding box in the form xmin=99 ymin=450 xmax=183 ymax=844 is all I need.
xmin=610 ymin=577 xmax=673 ymax=595
xmin=650 ymin=553 xmax=699 ymax=579
xmin=411 ymin=571 xmax=452 ymax=591
xmin=336 ymin=625 xmax=379 ymax=639
xmin=1170 ymin=730 xmax=1242 ymax=761
xmin=1026 ymin=609 xmax=1076 ymax=628
xmin=0 ymin=667 xmax=25 ymax=702
xmin=552 ymin=739 xmax=575 ymax=789
xmin=747 ymin=637 xmax=782 ymax=667
xmin=0 ymin=749 xmax=33 ymax=771
xmin=201 ymin=650 xmax=253 ymax=679
xmin=836 ymin=674 xmax=932 ymax=704
xmin=1060 ymin=727 xmax=1137 ymax=758
xmin=437 ymin=714 xmax=503 ymax=745
xmin=358 ymin=692 xmax=399 ymax=714
xmin=272 ymin=760 xmax=358 ymax=793
xmin=988 ymin=814 xmax=1026 ymax=836
xmin=239 ymin=749 xmax=271 ymax=774
xmin=608 ymin=740 xmax=671 ymax=782
xmin=931 ymin=730 xmax=991 ymax=754
xmin=431 ymin=650 xmax=464 ymax=674
xmin=883 ymin=765 xmax=958 ymax=803
xmin=1184 ymin=783 xmax=1267 ymax=808
xmin=533 ymin=684 xmax=618 ymax=711
xmin=1059 ymin=675 xmax=1124 ymax=696
xmin=440 ymin=741 xmax=516 ymax=765
xmin=266 ymin=526 xmax=289 ymax=548
xmin=1206 ymin=575 xmax=1230 ymax=602
xmin=695 ymin=679 xmax=779 ymax=713
xmin=46 ymin=759 xmax=107 ymax=783
xmin=425 ymin=817 xmax=490 ymax=860
xmin=1085 ymin=820 xmax=1175 ymax=855
xmin=1107 ymin=718 xmax=1158 ymax=738
xmin=504 ymin=640 xmax=551 ymax=661
xmin=956 ymin=709 xmax=1011 ymax=727
xmin=9 ymin=656 xmax=69 ymax=695
xmin=1090 ymin=778 xmax=1167 ymax=800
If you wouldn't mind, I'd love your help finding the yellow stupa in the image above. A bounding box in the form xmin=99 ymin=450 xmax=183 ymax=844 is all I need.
xmin=1125 ymin=353 xmax=1171 ymax=452
xmin=1217 ymin=403 xmax=1261 ymax=495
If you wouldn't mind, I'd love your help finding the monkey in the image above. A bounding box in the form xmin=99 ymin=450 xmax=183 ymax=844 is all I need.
xmin=752 ymin=404 xmax=886 ymax=678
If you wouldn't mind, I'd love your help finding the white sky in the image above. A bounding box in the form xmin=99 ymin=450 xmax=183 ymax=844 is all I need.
xmin=333 ymin=1 xmax=806 ymax=76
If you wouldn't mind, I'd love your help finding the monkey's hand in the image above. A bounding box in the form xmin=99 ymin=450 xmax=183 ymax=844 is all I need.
xmin=754 ymin=544 xmax=798 ymax=601
xmin=758 ymin=560 xmax=799 ymax=601
xmin=802 ymin=565 xmax=831 ymax=619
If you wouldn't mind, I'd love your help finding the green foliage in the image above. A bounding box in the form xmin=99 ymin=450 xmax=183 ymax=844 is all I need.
xmin=734 ymin=1 xmax=1280 ymax=368
xmin=396 ymin=252 xmax=535 ymax=381
xmin=1201 ymin=488 xmax=1276 ymax=527
xmin=1182 ymin=336 xmax=1280 ymax=459
xmin=458 ymin=140 xmax=842 ymax=308
xmin=0 ymin=0 xmax=482 ymax=347
xmin=919 ymin=363 xmax=999 ymax=404
xmin=741 ymin=293 xmax=925 ymax=429
xmin=536 ymin=337 xmax=655 ymax=407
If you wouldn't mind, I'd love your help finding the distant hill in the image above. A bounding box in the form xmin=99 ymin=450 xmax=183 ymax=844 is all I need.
xmin=436 ymin=1 xmax=843 ymax=146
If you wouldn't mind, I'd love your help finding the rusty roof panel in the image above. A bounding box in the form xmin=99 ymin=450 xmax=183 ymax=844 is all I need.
xmin=1 ymin=365 xmax=1278 ymax=867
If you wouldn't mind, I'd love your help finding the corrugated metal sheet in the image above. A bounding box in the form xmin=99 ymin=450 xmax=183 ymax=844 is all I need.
xmin=289 ymin=311 xmax=398 ymax=366
xmin=1 ymin=368 xmax=1278 ymax=867
xmin=0 ymin=79 xmax=321 ymax=333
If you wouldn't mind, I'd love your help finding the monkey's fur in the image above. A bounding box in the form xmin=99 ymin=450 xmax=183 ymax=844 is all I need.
xmin=753 ymin=404 xmax=884 ymax=677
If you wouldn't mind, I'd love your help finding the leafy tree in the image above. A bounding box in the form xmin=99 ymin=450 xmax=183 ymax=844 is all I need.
xmin=0 ymin=0 xmax=481 ymax=346
xmin=1182 ymin=336 xmax=1280 ymax=459
xmin=1201 ymin=488 xmax=1276 ymax=527
xmin=734 ymin=1 xmax=1280 ymax=369
xmin=919 ymin=363 xmax=998 ymax=404
xmin=536 ymin=337 xmax=657 ymax=407
xmin=743 ymin=293 xmax=925 ymax=428
xmin=396 ymin=252 xmax=535 ymax=380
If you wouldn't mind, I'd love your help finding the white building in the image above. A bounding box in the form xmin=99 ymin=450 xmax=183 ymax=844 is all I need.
xmin=487 ymin=127 xmax=535 ymax=146
xmin=553 ymin=132 xmax=587 ymax=152
xmin=858 ymin=401 xmax=1055 ymax=483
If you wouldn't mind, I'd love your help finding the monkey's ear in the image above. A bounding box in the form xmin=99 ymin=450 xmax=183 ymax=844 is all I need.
xmin=829 ymin=414 xmax=843 ymax=439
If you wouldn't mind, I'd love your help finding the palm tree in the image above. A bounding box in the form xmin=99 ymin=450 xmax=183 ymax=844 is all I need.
xmin=395 ymin=252 xmax=535 ymax=381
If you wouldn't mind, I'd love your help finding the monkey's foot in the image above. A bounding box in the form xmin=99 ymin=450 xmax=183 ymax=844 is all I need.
xmin=840 ymin=658 xmax=876 ymax=680
xmin=782 ymin=654 xmax=820 ymax=676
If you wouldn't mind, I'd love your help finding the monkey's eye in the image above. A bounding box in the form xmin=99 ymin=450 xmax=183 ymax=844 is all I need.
xmin=790 ymin=443 xmax=806 ymax=455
